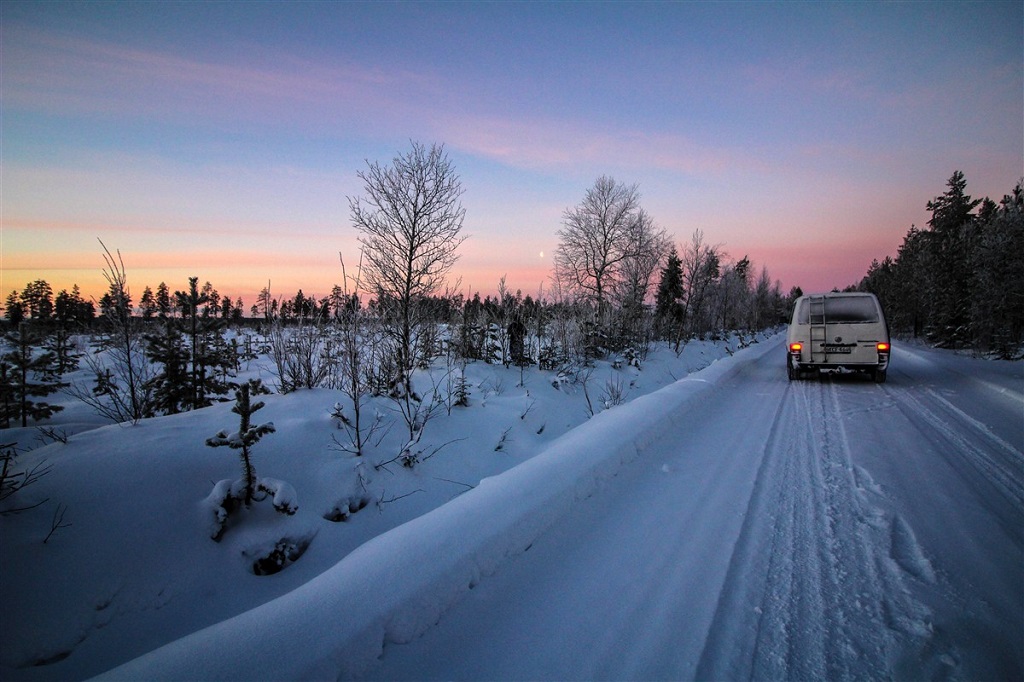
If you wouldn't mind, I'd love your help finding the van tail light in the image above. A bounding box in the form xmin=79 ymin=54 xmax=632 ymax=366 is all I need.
xmin=876 ymin=342 xmax=890 ymax=353
xmin=789 ymin=343 xmax=803 ymax=353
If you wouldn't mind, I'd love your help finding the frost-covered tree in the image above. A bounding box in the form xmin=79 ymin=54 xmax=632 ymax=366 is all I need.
xmin=206 ymin=383 xmax=275 ymax=505
xmin=145 ymin=321 xmax=191 ymax=415
xmin=69 ymin=242 xmax=155 ymax=423
xmin=970 ymin=184 xmax=1024 ymax=355
xmin=330 ymin=255 xmax=385 ymax=456
xmin=204 ymin=382 xmax=295 ymax=542
xmin=655 ymin=245 xmax=685 ymax=347
xmin=681 ymin=229 xmax=722 ymax=338
xmin=711 ymin=256 xmax=752 ymax=332
xmin=175 ymin=277 xmax=232 ymax=408
xmin=614 ymin=209 xmax=669 ymax=352
xmin=349 ymin=141 xmax=467 ymax=393
xmin=555 ymin=176 xmax=643 ymax=318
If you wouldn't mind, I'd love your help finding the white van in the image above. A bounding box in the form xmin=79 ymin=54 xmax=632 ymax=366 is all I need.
xmin=786 ymin=292 xmax=891 ymax=382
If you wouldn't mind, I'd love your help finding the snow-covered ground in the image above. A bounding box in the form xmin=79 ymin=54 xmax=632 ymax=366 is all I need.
xmin=0 ymin=331 xmax=758 ymax=680
xmin=2 ymin=334 xmax=1021 ymax=680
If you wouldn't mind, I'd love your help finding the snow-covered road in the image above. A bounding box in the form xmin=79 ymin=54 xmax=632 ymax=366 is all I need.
xmin=369 ymin=339 xmax=1023 ymax=681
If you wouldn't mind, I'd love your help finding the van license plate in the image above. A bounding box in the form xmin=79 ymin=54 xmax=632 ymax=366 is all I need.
xmin=823 ymin=345 xmax=852 ymax=353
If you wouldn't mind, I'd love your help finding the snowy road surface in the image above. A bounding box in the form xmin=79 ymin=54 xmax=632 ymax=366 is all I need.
xmin=368 ymin=339 xmax=1023 ymax=681
xmin=100 ymin=337 xmax=1023 ymax=681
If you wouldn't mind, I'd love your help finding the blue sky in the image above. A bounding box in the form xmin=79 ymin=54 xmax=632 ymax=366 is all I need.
xmin=2 ymin=1 xmax=1021 ymax=304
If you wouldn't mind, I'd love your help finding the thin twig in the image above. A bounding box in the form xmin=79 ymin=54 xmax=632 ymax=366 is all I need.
xmin=43 ymin=503 xmax=71 ymax=543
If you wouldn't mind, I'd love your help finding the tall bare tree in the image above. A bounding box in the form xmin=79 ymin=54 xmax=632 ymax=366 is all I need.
xmin=680 ymin=229 xmax=722 ymax=338
xmin=616 ymin=209 xmax=670 ymax=309
xmin=614 ymin=209 xmax=670 ymax=351
xmin=70 ymin=241 xmax=155 ymax=423
xmin=349 ymin=141 xmax=467 ymax=392
xmin=554 ymin=176 xmax=643 ymax=318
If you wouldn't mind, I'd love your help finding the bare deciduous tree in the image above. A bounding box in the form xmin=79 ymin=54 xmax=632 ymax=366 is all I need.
xmin=349 ymin=141 xmax=467 ymax=392
xmin=614 ymin=209 xmax=670 ymax=351
xmin=681 ymin=229 xmax=722 ymax=338
xmin=68 ymin=241 xmax=155 ymax=423
xmin=554 ymin=176 xmax=643 ymax=318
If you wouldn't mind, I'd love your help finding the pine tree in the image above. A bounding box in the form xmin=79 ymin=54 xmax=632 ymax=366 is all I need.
xmin=139 ymin=286 xmax=157 ymax=319
xmin=175 ymin=277 xmax=231 ymax=408
xmin=654 ymin=245 xmax=685 ymax=344
xmin=201 ymin=282 xmax=220 ymax=318
xmin=970 ymin=183 xmax=1024 ymax=356
xmin=44 ymin=292 xmax=83 ymax=374
xmin=155 ymin=282 xmax=172 ymax=318
xmin=925 ymin=171 xmax=982 ymax=347
xmin=64 ymin=285 xmax=95 ymax=323
xmin=256 ymin=285 xmax=273 ymax=322
xmin=145 ymin=321 xmax=192 ymax=415
xmin=4 ymin=292 xmax=25 ymax=325
xmin=0 ymin=324 xmax=66 ymax=428
xmin=20 ymin=280 xmax=54 ymax=321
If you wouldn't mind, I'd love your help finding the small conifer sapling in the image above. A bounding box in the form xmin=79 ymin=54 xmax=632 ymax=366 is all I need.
xmin=206 ymin=383 xmax=275 ymax=505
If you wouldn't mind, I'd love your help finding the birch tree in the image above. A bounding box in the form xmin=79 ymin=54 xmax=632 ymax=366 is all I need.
xmin=554 ymin=176 xmax=643 ymax=318
xmin=349 ymin=141 xmax=467 ymax=391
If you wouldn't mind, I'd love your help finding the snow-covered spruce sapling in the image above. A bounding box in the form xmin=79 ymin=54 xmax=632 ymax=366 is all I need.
xmin=205 ymin=383 xmax=296 ymax=540
xmin=207 ymin=383 xmax=274 ymax=504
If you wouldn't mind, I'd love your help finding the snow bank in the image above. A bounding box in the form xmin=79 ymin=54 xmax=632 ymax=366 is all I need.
xmin=96 ymin=340 xmax=780 ymax=681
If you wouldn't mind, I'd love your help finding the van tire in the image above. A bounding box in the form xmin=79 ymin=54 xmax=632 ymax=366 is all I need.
xmin=873 ymin=369 xmax=887 ymax=383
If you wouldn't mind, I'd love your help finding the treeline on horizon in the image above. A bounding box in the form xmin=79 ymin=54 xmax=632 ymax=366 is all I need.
xmin=2 ymin=143 xmax=1020 ymax=432
xmin=0 ymin=230 xmax=786 ymax=426
xmin=855 ymin=171 xmax=1024 ymax=359
xmin=1 ymin=142 xmax=792 ymax=431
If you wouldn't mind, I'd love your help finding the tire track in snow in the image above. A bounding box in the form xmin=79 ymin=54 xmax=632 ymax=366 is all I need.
xmin=697 ymin=376 xmax=934 ymax=680
xmin=881 ymin=382 xmax=1024 ymax=535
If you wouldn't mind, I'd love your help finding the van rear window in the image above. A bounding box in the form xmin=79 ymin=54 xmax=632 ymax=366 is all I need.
xmin=797 ymin=297 xmax=880 ymax=324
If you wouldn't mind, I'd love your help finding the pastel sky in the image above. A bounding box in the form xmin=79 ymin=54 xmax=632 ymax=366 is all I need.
xmin=2 ymin=1 xmax=1022 ymax=306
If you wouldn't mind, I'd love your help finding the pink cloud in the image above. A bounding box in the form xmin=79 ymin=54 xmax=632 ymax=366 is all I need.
xmin=3 ymin=25 xmax=437 ymax=131
xmin=445 ymin=113 xmax=764 ymax=177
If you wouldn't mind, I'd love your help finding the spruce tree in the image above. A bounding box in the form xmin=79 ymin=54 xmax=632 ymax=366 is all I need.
xmin=20 ymin=280 xmax=54 ymax=321
xmin=145 ymin=321 xmax=191 ymax=415
xmin=0 ymin=323 xmax=66 ymax=428
xmin=206 ymin=383 xmax=275 ymax=505
xmin=155 ymin=282 xmax=172 ymax=318
xmin=175 ymin=277 xmax=231 ymax=408
xmin=4 ymin=292 xmax=25 ymax=325
xmin=139 ymin=286 xmax=157 ymax=319
xmin=925 ymin=171 xmax=981 ymax=347
xmin=44 ymin=294 xmax=83 ymax=375
xmin=654 ymin=245 xmax=685 ymax=343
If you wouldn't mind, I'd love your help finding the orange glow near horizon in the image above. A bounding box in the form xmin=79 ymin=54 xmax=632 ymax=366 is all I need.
xmin=2 ymin=4 xmax=1019 ymax=315
xmin=1 ymin=248 xmax=560 ymax=310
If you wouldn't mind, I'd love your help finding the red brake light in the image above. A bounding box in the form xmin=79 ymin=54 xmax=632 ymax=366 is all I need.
xmin=789 ymin=343 xmax=803 ymax=352
xmin=877 ymin=342 xmax=890 ymax=352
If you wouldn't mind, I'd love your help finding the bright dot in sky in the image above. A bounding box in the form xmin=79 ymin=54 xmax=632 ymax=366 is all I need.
xmin=539 ymin=251 xmax=544 ymax=258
